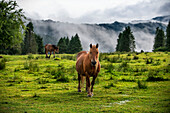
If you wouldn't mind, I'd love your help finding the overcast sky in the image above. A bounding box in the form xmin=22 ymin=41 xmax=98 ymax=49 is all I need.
xmin=16 ymin=0 xmax=170 ymax=24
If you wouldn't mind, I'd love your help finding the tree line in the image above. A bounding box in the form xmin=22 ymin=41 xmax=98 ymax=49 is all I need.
xmin=115 ymin=22 xmax=170 ymax=52
xmin=152 ymin=21 xmax=170 ymax=52
xmin=57 ymin=34 xmax=82 ymax=54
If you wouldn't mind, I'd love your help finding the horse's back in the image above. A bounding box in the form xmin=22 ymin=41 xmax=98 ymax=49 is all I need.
xmin=76 ymin=51 xmax=88 ymax=74
xmin=76 ymin=51 xmax=87 ymax=60
xmin=45 ymin=44 xmax=53 ymax=51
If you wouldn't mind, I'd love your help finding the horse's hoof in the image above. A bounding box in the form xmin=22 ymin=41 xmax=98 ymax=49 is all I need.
xmin=78 ymin=89 xmax=82 ymax=92
xmin=87 ymin=94 xmax=93 ymax=97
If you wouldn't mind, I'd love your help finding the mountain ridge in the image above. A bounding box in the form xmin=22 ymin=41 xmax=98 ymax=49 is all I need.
xmin=31 ymin=15 xmax=169 ymax=52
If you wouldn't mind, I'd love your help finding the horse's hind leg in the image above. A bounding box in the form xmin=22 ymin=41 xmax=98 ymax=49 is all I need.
xmin=78 ymin=73 xmax=82 ymax=92
xmin=49 ymin=51 xmax=52 ymax=58
xmin=81 ymin=75 xmax=85 ymax=90
xmin=45 ymin=50 xmax=49 ymax=58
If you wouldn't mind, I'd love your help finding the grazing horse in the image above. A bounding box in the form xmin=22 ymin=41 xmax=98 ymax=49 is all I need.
xmin=76 ymin=44 xmax=100 ymax=97
xmin=45 ymin=44 xmax=59 ymax=58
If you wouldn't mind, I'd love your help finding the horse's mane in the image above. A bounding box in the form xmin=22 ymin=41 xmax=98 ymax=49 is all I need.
xmin=76 ymin=51 xmax=87 ymax=59
xmin=52 ymin=45 xmax=58 ymax=49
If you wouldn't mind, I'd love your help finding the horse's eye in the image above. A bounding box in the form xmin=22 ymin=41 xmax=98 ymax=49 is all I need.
xmin=96 ymin=52 xmax=98 ymax=54
xmin=90 ymin=52 xmax=92 ymax=54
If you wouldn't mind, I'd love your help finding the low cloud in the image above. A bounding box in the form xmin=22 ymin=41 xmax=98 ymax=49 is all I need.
xmin=17 ymin=0 xmax=169 ymax=24
xmin=158 ymin=2 xmax=170 ymax=15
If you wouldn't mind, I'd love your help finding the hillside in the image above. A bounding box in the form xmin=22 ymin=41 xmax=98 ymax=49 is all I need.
xmin=32 ymin=16 xmax=169 ymax=52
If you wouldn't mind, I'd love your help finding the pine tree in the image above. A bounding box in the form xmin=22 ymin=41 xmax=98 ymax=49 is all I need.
xmin=23 ymin=22 xmax=38 ymax=54
xmin=116 ymin=26 xmax=135 ymax=52
xmin=73 ymin=33 xmax=83 ymax=53
xmin=116 ymin=33 xmax=122 ymax=51
xmin=166 ymin=21 xmax=170 ymax=50
xmin=57 ymin=34 xmax=82 ymax=54
xmin=68 ymin=34 xmax=82 ymax=53
xmin=35 ymin=34 xmax=44 ymax=54
xmin=153 ymin=27 xmax=165 ymax=50
xmin=65 ymin=36 xmax=70 ymax=53
xmin=67 ymin=36 xmax=75 ymax=54
xmin=57 ymin=37 xmax=67 ymax=54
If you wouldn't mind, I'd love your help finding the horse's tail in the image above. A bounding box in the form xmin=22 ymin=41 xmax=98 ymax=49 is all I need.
xmin=76 ymin=51 xmax=87 ymax=60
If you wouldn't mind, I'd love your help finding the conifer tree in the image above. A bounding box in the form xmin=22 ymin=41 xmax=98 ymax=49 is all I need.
xmin=68 ymin=34 xmax=82 ymax=53
xmin=166 ymin=21 xmax=170 ymax=50
xmin=153 ymin=27 xmax=165 ymax=50
xmin=23 ymin=22 xmax=38 ymax=54
xmin=57 ymin=34 xmax=82 ymax=54
xmin=116 ymin=33 xmax=122 ymax=51
xmin=35 ymin=34 xmax=44 ymax=54
xmin=57 ymin=37 xmax=67 ymax=54
xmin=116 ymin=26 xmax=135 ymax=52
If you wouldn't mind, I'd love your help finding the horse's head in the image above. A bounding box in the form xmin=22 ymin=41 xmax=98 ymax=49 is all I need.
xmin=89 ymin=44 xmax=99 ymax=66
xmin=53 ymin=45 xmax=59 ymax=53
xmin=56 ymin=46 xmax=59 ymax=53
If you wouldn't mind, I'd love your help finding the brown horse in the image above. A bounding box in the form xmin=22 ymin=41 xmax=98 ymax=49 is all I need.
xmin=76 ymin=44 xmax=100 ymax=97
xmin=45 ymin=44 xmax=59 ymax=58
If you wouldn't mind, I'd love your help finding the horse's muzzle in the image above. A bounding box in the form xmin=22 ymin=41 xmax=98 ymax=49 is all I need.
xmin=91 ymin=61 xmax=97 ymax=66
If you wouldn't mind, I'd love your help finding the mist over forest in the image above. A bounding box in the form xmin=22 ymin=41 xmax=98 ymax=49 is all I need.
xmin=31 ymin=15 xmax=169 ymax=52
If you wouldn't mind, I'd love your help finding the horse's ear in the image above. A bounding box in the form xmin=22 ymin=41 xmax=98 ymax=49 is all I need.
xmin=96 ymin=43 xmax=99 ymax=48
xmin=90 ymin=44 xmax=92 ymax=48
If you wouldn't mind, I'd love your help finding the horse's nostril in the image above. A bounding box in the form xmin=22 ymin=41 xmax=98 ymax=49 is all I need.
xmin=91 ymin=61 xmax=96 ymax=66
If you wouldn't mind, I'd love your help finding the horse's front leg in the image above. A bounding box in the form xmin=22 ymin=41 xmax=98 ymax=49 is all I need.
xmin=78 ymin=73 xmax=82 ymax=92
xmin=49 ymin=51 xmax=52 ymax=58
xmin=86 ymin=75 xmax=92 ymax=97
xmin=53 ymin=50 xmax=55 ymax=58
xmin=91 ymin=75 xmax=97 ymax=96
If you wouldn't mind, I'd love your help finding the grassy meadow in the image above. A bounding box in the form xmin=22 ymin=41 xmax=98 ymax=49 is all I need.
xmin=0 ymin=52 xmax=170 ymax=112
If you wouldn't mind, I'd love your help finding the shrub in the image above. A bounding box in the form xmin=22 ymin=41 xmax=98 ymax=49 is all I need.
xmin=121 ymin=77 xmax=135 ymax=82
xmin=53 ymin=70 xmax=62 ymax=79
xmin=32 ymin=93 xmax=40 ymax=98
xmin=163 ymin=59 xmax=166 ymax=62
xmin=61 ymin=55 xmax=75 ymax=61
xmin=152 ymin=60 xmax=161 ymax=66
xmin=162 ymin=64 xmax=170 ymax=73
xmin=0 ymin=59 xmax=6 ymax=70
xmin=24 ymin=61 xmax=29 ymax=69
xmin=23 ymin=61 xmax=39 ymax=72
xmin=14 ymin=67 xmax=20 ymax=72
xmin=127 ymin=53 xmax=131 ymax=56
xmin=137 ymin=80 xmax=147 ymax=89
xmin=1 ymin=58 xmax=7 ymax=62
xmin=146 ymin=58 xmax=153 ymax=64
xmin=57 ymin=75 xmax=69 ymax=82
xmin=104 ymin=83 xmax=116 ymax=89
xmin=50 ymin=64 xmax=70 ymax=82
xmin=27 ymin=54 xmax=34 ymax=59
xmin=141 ymin=50 xmax=144 ymax=53
xmin=106 ymin=63 xmax=115 ymax=73
xmin=118 ymin=62 xmax=129 ymax=72
xmin=146 ymin=71 xmax=168 ymax=81
xmin=29 ymin=62 xmax=39 ymax=72
xmin=133 ymin=55 xmax=139 ymax=60
xmin=37 ymin=78 xmax=49 ymax=84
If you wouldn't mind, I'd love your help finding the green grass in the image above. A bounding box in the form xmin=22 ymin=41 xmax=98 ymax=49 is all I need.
xmin=0 ymin=52 xmax=170 ymax=112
